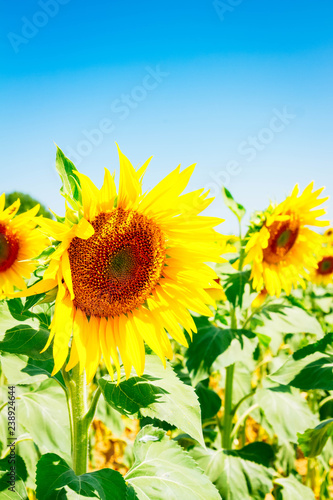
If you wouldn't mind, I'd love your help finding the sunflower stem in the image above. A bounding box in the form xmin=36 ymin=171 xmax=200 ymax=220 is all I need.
xmin=222 ymin=363 xmax=235 ymax=449
xmin=222 ymin=306 xmax=237 ymax=449
xmin=68 ymin=364 xmax=89 ymax=475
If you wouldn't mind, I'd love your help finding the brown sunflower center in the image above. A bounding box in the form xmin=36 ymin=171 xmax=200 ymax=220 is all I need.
xmin=262 ymin=218 xmax=299 ymax=265
xmin=68 ymin=208 xmax=166 ymax=317
xmin=317 ymin=256 xmax=333 ymax=276
xmin=0 ymin=224 xmax=19 ymax=272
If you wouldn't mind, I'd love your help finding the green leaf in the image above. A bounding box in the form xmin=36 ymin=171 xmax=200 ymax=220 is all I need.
xmin=256 ymin=306 xmax=324 ymax=354
xmin=19 ymin=379 xmax=71 ymax=463
xmin=191 ymin=446 xmax=273 ymax=500
xmin=100 ymin=355 xmax=204 ymax=446
xmin=274 ymin=475 xmax=315 ymax=500
xmin=0 ymin=325 xmax=52 ymax=361
xmin=213 ymin=333 xmax=257 ymax=372
xmin=125 ymin=426 xmax=220 ymax=500
xmin=0 ymin=301 xmax=38 ymax=337
xmin=6 ymin=299 xmax=33 ymax=322
xmin=0 ymin=352 xmax=63 ymax=386
xmin=222 ymin=270 xmax=251 ymax=307
xmin=270 ymin=335 xmax=333 ymax=390
xmin=36 ymin=453 xmax=126 ymax=500
xmin=126 ymin=485 xmax=139 ymax=500
xmin=225 ymin=442 xmax=274 ymax=468
xmin=55 ymin=146 xmax=81 ymax=205
xmin=0 ymin=455 xmax=28 ymax=492
xmin=222 ymin=187 xmax=246 ymax=221
xmin=186 ymin=316 xmax=256 ymax=383
xmin=195 ymin=380 xmax=222 ymax=420
xmin=255 ymin=386 xmax=317 ymax=443
xmin=298 ymin=418 xmax=333 ymax=457
xmin=16 ymin=440 xmax=40 ymax=490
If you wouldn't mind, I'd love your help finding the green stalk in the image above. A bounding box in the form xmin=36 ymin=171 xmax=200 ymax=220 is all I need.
xmin=222 ymin=363 xmax=235 ymax=449
xmin=67 ymin=365 xmax=89 ymax=475
xmin=222 ymin=306 xmax=237 ymax=449
xmin=63 ymin=363 xmax=103 ymax=476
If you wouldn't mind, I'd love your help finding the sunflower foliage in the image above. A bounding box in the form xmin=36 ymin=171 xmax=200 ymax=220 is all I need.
xmin=0 ymin=149 xmax=333 ymax=500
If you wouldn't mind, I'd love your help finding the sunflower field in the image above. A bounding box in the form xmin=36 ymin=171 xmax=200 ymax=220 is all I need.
xmin=1 ymin=146 xmax=333 ymax=500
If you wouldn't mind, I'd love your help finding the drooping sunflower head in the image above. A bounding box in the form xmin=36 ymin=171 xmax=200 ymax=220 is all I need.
xmin=14 ymin=146 xmax=225 ymax=382
xmin=0 ymin=193 xmax=48 ymax=296
xmin=245 ymin=182 xmax=329 ymax=297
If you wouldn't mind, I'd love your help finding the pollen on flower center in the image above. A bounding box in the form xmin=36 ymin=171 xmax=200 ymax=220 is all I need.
xmin=68 ymin=208 xmax=166 ymax=317
xmin=0 ymin=224 xmax=19 ymax=272
xmin=263 ymin=218 xmax=299 ymax=265
xmin=317 ymin=256 xmax=333 ymax=275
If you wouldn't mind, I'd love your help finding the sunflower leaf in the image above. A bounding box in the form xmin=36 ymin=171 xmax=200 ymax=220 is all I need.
xmin=99 ymin=355 xmax=205 ymax=446
xmin=254 ymin=386 xmax=318 ymax=443
xmin=0 ymin=324 xmax=53 ymax=361
xmin=297 ymin=418 xmax=333 ymax=457
xmin=186 ymin=316 xmax=256 ymax=384
xmin=274 ymin=476 xmax=316 ymax=499
xmin=18 ymin=379 xmax=71 ymax=463
xmin=190 ymin=445 xmax=274 ymax=500
xmin=222 ymin=269 xmax=251 ymax=307
xmin=125 ymin=425 xmax=220 ymax=500
xmin=222 ymin=187 xmax=246 ymax=221
xmin=36 ymin=453 xmax=127 ymax=500
xmin=0 ymin=455 xmax=28 ymax=492
xmin=270 ymin=334 xmax=333 ymax=390
xmin=55 ymin=145 xmax=82 ymax=205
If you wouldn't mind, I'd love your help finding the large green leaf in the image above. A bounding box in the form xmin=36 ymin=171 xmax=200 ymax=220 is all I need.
xmin=6 ymin=298 xmax=50 ymax=327
xmin=256 ymin=306 xmax=324 ymax=354
xmin=36 ymin=453 xmax=126 ymax=500
xmin=16 ymin=440 xmax=40 ymax=490
xmin=213 ymin=334 xmax=257 ymax=372
xmin=274 ymin=476 xmax=315 ymax=499
xmin=270 ymin=334 xmax=333 ymax=390
xmin=100 ymin=355 xmax=204 ymax=446
xmin=222 ymin=187 xmax=246 ymax=221
xmin=55 ymin=146 xmax=81 ymax=205
xmin=274 ymin=354 xmax=333 ymax=390
xmin=298 ymin=418 xmax=333 ymax=457
xmin=0 ymin=301 xmax=38 ymax=338
xmin=19 ymin=379 xmax=71 ymax=463
xmin=0 ymin=455 xmax=27 ymax=491
xmin=225 ymin=442 xmax=274 ymax=467
xmin=125 ymin=426 xmax=220 ymax=500
xmin=191 ymin=445 xmax=274 ymax=500
xmin=0 ymin=352 xmax=62 ymax=386
xmin=255 ymin=386 xmax=317 ymax=443
xmin=186 ymin=315 xmax=256 ymax=383
xmin=195 ymin=380 xmax=222 ymax=420
xmin=222 ymin=270 xmax=251 ymax=307
xmin=0 ymin=454 xmax=28 ymax=499
xmin=0 ymin=325 xmax=52 ymax=361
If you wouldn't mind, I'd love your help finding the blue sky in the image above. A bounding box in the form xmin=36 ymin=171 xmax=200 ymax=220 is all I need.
xmin=1 ymin=0 xmax=333 ymax=232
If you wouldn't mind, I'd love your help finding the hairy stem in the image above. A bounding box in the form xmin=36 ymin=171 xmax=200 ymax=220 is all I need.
xmin=67 ymin=364 xmax=88 ymax=475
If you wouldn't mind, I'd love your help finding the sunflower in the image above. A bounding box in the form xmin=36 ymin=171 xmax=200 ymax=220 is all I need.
xmin=245 ymin=182 xmax=328 ymax=297
xmin=12 ymin=147 xmax=224 ymax=382
xmin=0 ymin=194 xmax=48 ymax=296
xmin=311 ymin=241 xmax=333 ymax=286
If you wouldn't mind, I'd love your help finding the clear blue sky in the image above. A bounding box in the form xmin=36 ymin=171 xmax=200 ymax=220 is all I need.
xmin=1 ymin=0 xmax=333 ymax=232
